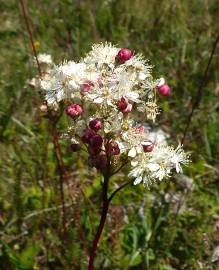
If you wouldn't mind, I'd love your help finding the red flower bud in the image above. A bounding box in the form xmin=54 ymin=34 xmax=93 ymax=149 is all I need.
xmin=117 ymin=97 xmax=128 ymax=111
xmin=158 ymin=84 xmax=171 ymax=96
xmin=89 ymin=119 xmax=102 ymax=131
xmin=122 ymin=103 xmax=132 ymax=113
xmin=116 ymin=48 xmax=133 ymax=63
xmin=143 ymin=141 xmax=154 ymax=152
xmin=81 ymin=128 xmax=96 ymax=144
xmin=66 ymin=104 xmax=83 ymax=118
xmin=117 ymin=97 xmax=132 ymax=113
xmin=89 ymin=134 xmax=103 ymax=148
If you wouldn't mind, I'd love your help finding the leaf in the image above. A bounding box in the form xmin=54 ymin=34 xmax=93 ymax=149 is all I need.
xmin=19 ymin=244 xmax=39 ymax=269
xmin=129 ymin=250 xmax=142 ymax=266
xmin=2 ymin=241 xmax=20 ymax=269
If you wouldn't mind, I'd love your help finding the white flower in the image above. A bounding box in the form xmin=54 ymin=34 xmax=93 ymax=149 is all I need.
xmin=147 ymin=128 xmax=169 ymax=144
xmin=170 ymin=144 xmax=189 ymax=173
xmin=128 ymin=144 xmax=189 ymax=187
xmin=40 ymin=61 xmax=97 ymax=105
xmin=119 ymin=126 xmax=149 ymax=157
xmin=84 ymin=42 xmax=119 ymax=67
xmin=37 ymin=53 xmax=53 ymax=65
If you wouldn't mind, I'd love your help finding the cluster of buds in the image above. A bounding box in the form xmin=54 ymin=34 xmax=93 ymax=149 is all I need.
xmin=38 ymin=43 xmax=189 ymax=187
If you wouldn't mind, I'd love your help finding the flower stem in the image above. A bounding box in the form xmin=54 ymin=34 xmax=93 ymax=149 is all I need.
xmin=18 ymin=0 xmax=42 ymax=76
xmin=181 ymin=33 xmax=219 ymax=144
xmin=18 ymin=0 xmax=69 ymax=238
xmin=87 ymin=173 xmax=110 ymax=270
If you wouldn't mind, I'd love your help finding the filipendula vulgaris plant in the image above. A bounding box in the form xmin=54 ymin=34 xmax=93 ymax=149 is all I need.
xmin=35 ymin=43 xmax=189 ymax=269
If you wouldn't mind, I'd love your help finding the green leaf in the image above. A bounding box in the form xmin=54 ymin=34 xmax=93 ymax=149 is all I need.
xmin=19 ymin=244 xmax=39 ymax=269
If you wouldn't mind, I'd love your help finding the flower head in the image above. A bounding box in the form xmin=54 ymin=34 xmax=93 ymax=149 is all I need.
xmin=38 ymin=42 xmax=189 ymax=187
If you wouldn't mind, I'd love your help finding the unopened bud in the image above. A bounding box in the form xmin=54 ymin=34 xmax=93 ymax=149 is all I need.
xmin=66 ymin=104 xmax=83 ymax=118
xmin=158 ymin=84 xmax=171 ymax=96
xmin=89 ymin=119 xmax=102 ymax=131
xmin=116 ymin=48 xmax=133 ymax=63
xmin=89 ymin=134 xmax=103 ymax=148
xmin=81 ymin=128 xmax=96 ymax=144
xmin=143 ymin=140 xmax=154 ymax=152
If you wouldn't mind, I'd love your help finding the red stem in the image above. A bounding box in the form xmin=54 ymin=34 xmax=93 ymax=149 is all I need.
xmin=87 ymin=173 xmax=110 ymax=270
xmin=18 ymin=0 xmax=42 ymax=76
xmin=181 ymin=34 xmax=219 ymax=144
xmin=18 ymin=0 xmax=68 ymax=237
xmin=87 ymin=173 xmax=131 ymax=269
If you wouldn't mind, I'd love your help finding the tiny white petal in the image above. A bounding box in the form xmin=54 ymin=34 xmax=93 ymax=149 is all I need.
xmin=134 ymin=177 xmax=142 ymax=185
xmin=157 ymin=77 xmax=165 ymax=87
xmin=128 ymin=148 xmax=137 ymax=157
xmin=147 ymin=163 xmax=160 ymax=172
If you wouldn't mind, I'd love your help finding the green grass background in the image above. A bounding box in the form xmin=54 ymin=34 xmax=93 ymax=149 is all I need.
xmin=0 ymin=0 xmax=219 ymax=269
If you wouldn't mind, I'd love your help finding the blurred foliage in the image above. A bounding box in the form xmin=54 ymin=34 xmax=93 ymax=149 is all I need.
xmin=0 ymin=0 xmax=219 ymax=269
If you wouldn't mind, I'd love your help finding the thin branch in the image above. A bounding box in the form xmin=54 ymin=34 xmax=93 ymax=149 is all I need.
xmin=87 ymin=173 xmax=110 ymax=270
xmin=18 ymin=0 xmax=42 ymax=76
xmin=181 ymin=34 xmax=219 ymax=144
xmin=18 ymin=0 xmax=69 ymax=237
xmin=108 ymin=180 xmax=132 ymax=203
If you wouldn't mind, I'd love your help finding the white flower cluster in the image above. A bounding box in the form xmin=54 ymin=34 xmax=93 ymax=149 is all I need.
xmin=129 ymin=144 xmax=189 ymax=187
xmin=38 ymin=42 xmax=189 ymax=187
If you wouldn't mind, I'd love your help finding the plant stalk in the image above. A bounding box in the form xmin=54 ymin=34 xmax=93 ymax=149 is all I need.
xmin=87 ymin=173 xmax=110 ymax=270
xmin=181 ymin=34 xmax=219 ymax=144
xmin=18 ymin=0 xmax=68 ymax=237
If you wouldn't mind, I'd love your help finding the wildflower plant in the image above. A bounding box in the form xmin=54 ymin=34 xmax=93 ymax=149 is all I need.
xmin=36 ymin=43 xmax=189 ymax=269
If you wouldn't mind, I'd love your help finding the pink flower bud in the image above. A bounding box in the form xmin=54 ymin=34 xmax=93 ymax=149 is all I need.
xmin=116 ymin=48 xmax=133 ymax=63
xmin=158 ymin=84 xmax=171 ymax=96
xmin=66 ymin=104 xmax=83 ymax=118
xmin=81 ymin=128 xmax=96 ymax=144
xmin=107 ymin=141 xmax=120 ymax=156
xmin=89 ymin=119 xmax=102 ymax=131
xmin=81 ymin=80 xmax=94 ymax=95
xmin=117 ymin=97 xmax=129 ymax=111
xmin=89 ymin=134 xmax=103 ymax=148
xmin=143 ymin=140 xmax=154 ymax=152
xmin=122 ymin=103 xmax=132 ymax=113
xmin=136 ymin=126 xmax=145 ymax=134
xmin=117 ymin=97 xmax=132 ymax=113
xmin=70 ymin=143 xmax=79 ymax=152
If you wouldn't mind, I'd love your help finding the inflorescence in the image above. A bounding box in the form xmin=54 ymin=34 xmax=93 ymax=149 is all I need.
xmin=35 ymin=42 xmax=189 ymax=187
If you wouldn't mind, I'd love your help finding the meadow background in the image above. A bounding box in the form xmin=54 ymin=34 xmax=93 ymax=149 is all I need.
xmin=0 ymin=0 xmax=219 ymax=269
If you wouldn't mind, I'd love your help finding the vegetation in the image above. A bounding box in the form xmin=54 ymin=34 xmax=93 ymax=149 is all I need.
xmin=0 ymin=0 xmax=219 ymax=269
